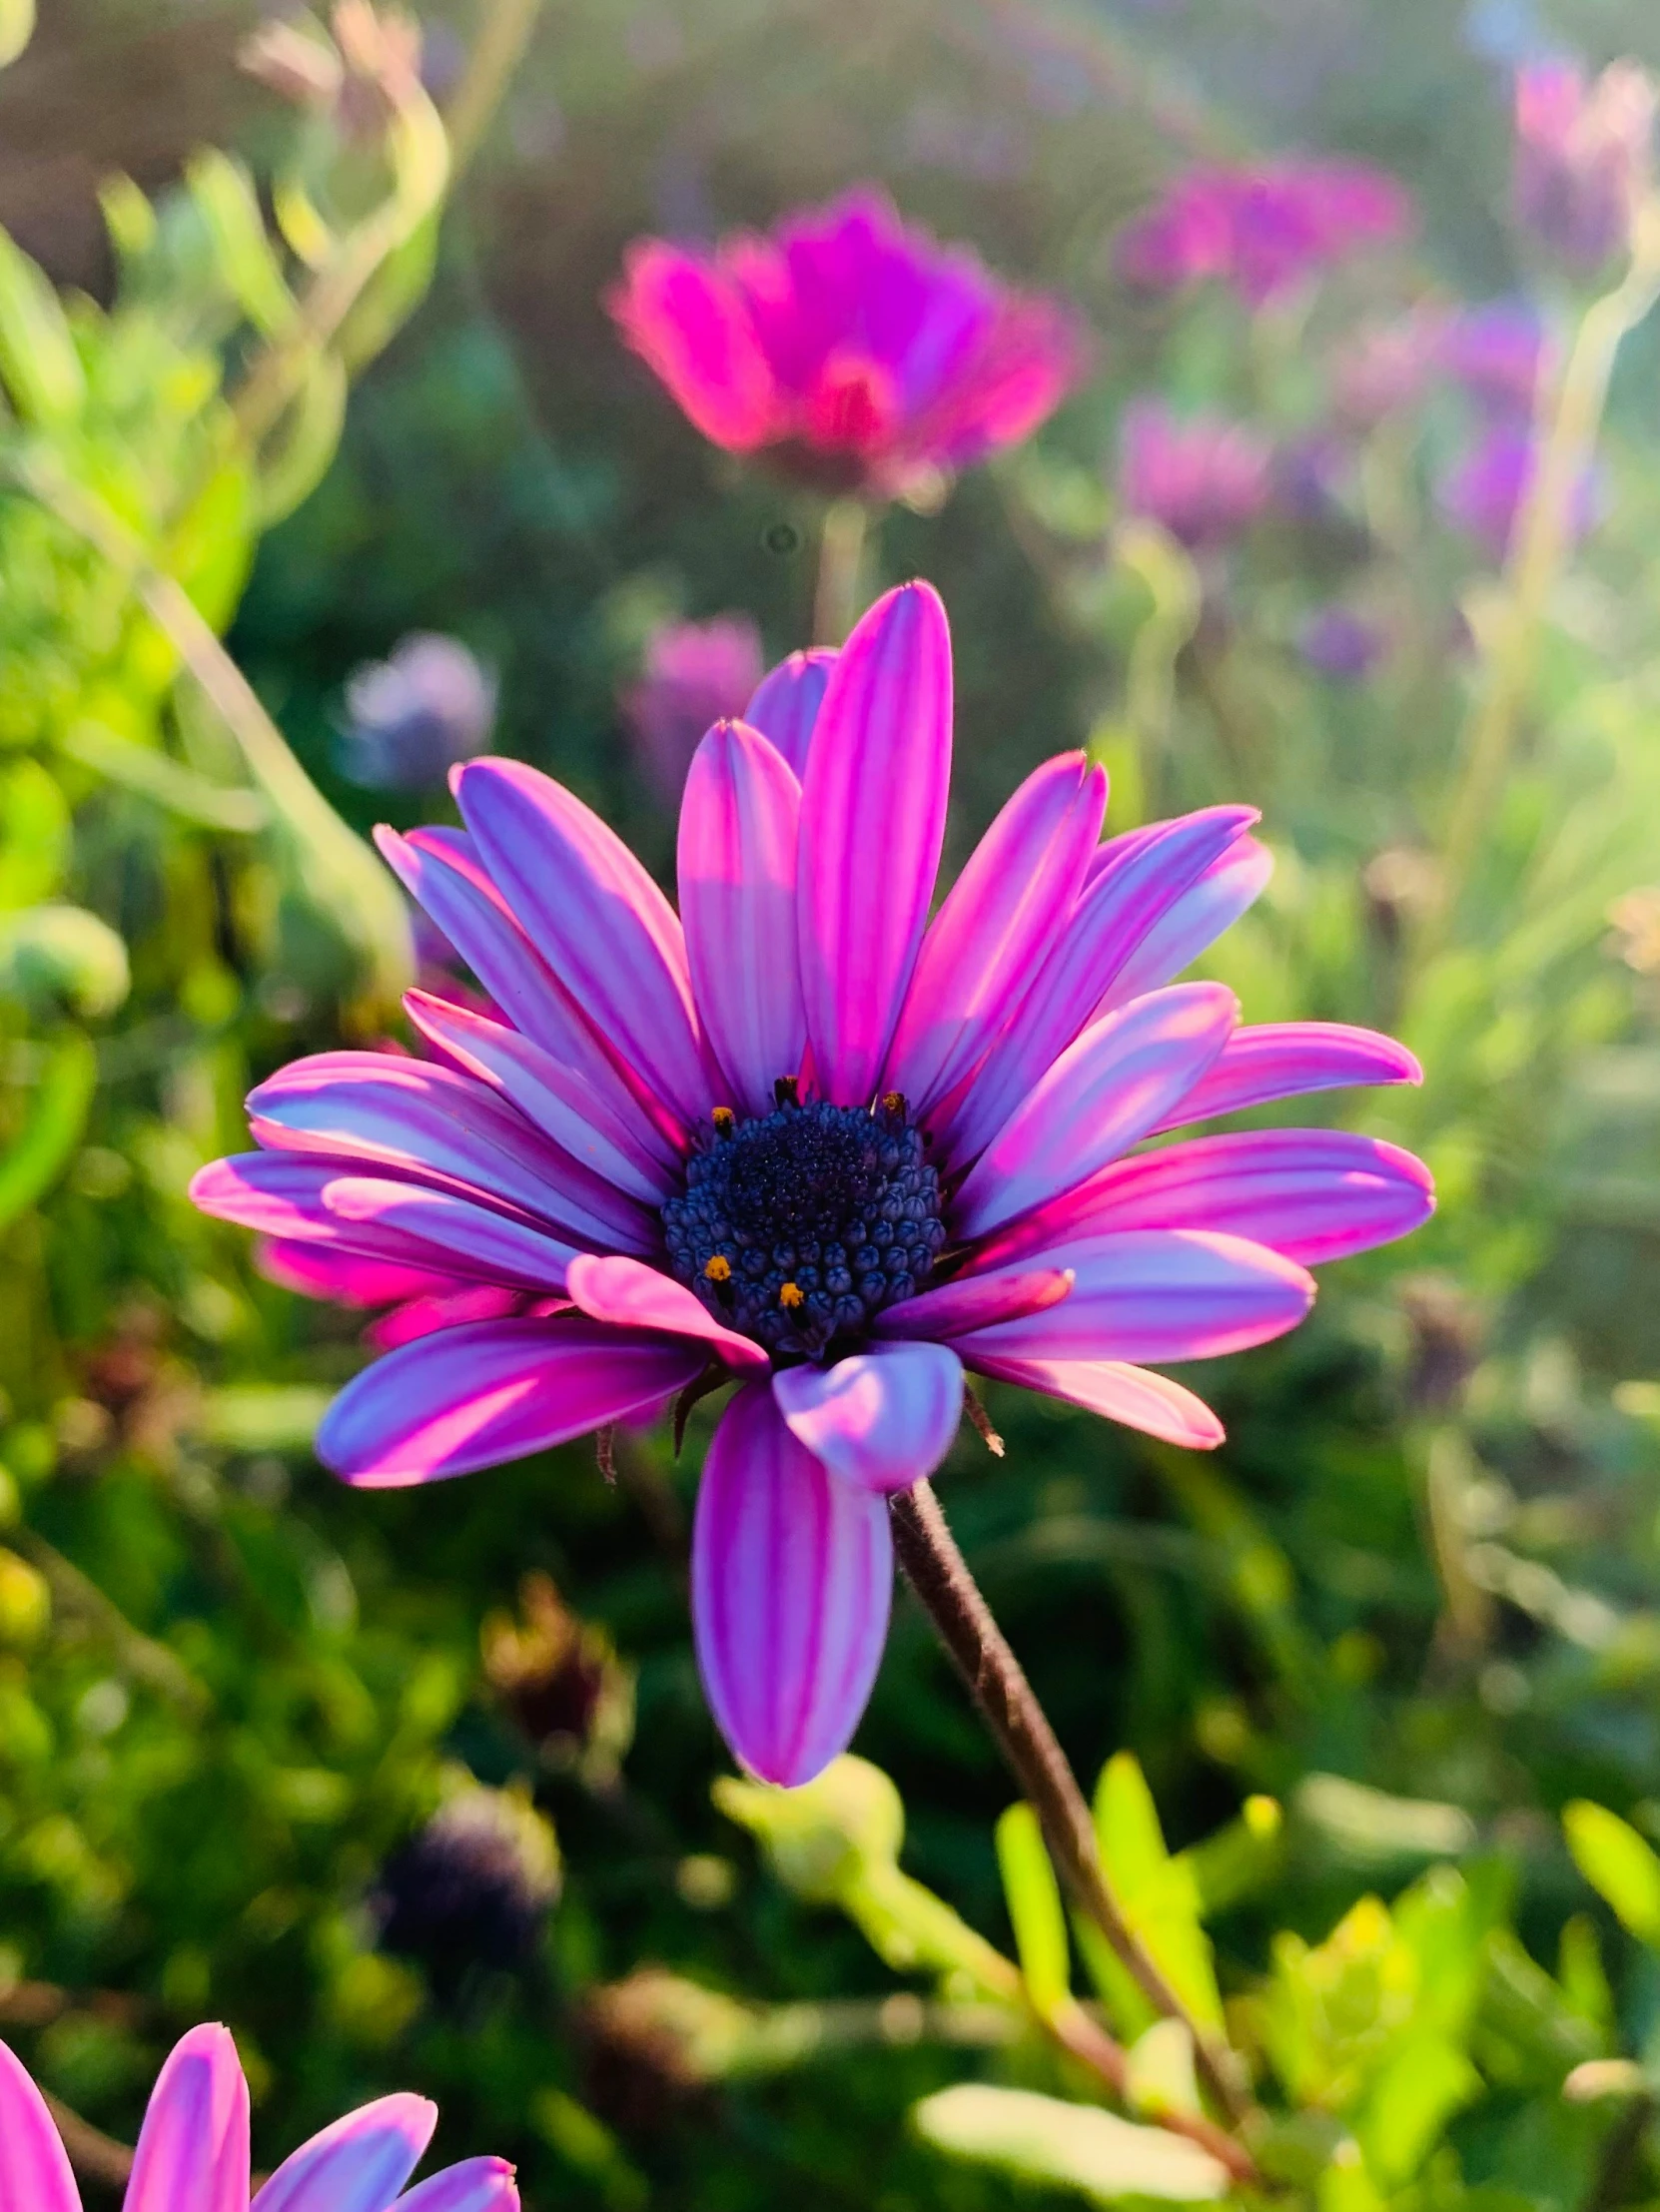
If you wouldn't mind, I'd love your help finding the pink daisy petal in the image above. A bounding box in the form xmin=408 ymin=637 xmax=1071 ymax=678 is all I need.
xmin=366 ymin=1284 xmax=534 ymax=1350
xmin=125 ymin=2024 xmax=250 ymax=2212
xmin=678 ymin=720 xmax=808 ymax=1120
xmin=1150 ymin=1020 xmax=1423 ymax=1133
xmin=394 ymin=2159 xmax=519 ymax=2212
xmin=606 ymin=241 xmax=778 ymax=449
xmin=0 ymin=2038 xmax=80 ymax=2212
xmin=317 ymin=1317 xmax=707 ymax=1488
xmin=946 ymin=1229 xmax=1314 ymax=1365
xmin=798 ymin=583 xmax=953 ymax=1106
xmin=693 ymin=1381 xmax=892 ymax=1785
xmin=194 ymin=1156 xmax=479 ymax=1280
xmin=883 ymin=753 xmax=1107 ymax=1114
xmin=256 ymin=1240 xmax=460 ymax=1307
xmin=744 ymin=650 xmax=837 ymax=781
xmin=454 ymin=760 xmax=714 ymax=1130
xmin=954 ymin=982 xmax=1238 ymax=1239
xmin=317 ymin=1177 xmax=579 ymax=1292
xmin=967 ymin=1354 xmax=1226 ymax=1449
xmin=251 ymin=2094 xmax=434 ymax=2212
xmin=873 ymin=1267 xmax=1075 ymax=1340
xmin=565 ymin=1252 xmax=771 ymax=1371
xmin=772 ymin=1341 xmax=965 ymax=1493
xmin=1100 ymin=836 xmax=1273 ymax=1009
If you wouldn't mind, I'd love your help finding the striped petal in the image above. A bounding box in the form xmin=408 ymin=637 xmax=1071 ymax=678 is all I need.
xmin=798 ymin=583 xmax=953 ymax=1106
xmin=946 ymin=1229 xmax=1314 ymax=1365
xmin=745 ymin=649 xmax=837 ymax=780
xmin=678 ymin=720 xmax=807 ymax=1119
xmin=565 ymin=1253 xmax=770 ymax=1371
xmin=395 ymin=2160 xmax=519 ymax=2212
xmin=256 ymin=1240 xmax=460 ymax=1307
xmin=317 ymin=1317 xmax=706 ymax=1488
xmin=873 ymin=1267 xmax=1074 ymax=1340
xmin=1100 ymin=836 xmax=1273 ymax=1010
xmin=456 ymin=759 xmax=714 ymax=1130
xmin=319 ymin=1177 xmax=580 ymax=1292
xmin=1152 ymin=1021 xmax=1423 ymax=1133
xmin=693 ymin=1381 xmax=892 ymax=1785
xmin=954 ymin=984 xmax=1238 ymax=1239
xmin=883 ymin=753 xmax=1106 ymax=1113
xmin=251 ymin=2096 xmax=434 ymax=2212
xmin=125 ymin=2024 xmax=250 ymax=2212
xmin=772 ymin=1342 xmax=965 ymax=1492
xmin=967 ymin=1354 xmax=1226 ymax=1449
xmin=367 ymin=1285 xmax=532 ymax=1350
xmin=0 ymin=2038 xmax=79 ymax=2212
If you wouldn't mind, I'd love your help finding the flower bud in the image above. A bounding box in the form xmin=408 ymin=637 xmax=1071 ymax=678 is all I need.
xmin=1513 ymin=58 xmax=1655 ymax=273
xmin=375 ymin=1781 xmax=560 ymax=1988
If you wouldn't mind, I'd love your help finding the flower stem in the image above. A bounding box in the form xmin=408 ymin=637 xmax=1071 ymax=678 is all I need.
xmin=888 ymin=1479 xmax=1258 ymax=2151
xmin=441 ymin=0 xmax=546 ymax=181
xmin=814 ymin=497 xmax=870 ymax=645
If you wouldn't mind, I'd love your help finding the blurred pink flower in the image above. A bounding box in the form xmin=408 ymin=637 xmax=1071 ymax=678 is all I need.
xmin=606 ymin=188 xmax=1086 ymax=496
xmin=1119 ymin=399 xmax=1273 ymax=551
xmin=1438 ymin=420 xmax=1598 ymax=557
xmin=1332 ymin=307 xmax=1451 ymax=425
xmin=1513 ymin=58 xmax=1654 ymax=272
xmin=0 ymin=2023 xmax=517 ymax=2212
xmin=1440 ymin=299 xmax=1552 ymax=417
xmin=194 ymin=581 xmax=1431 ymax=1788
xmin=1118 ymin=159 xmax=1412 ymax=307
xmin=621 ymin=614 xmax=765 ymax=805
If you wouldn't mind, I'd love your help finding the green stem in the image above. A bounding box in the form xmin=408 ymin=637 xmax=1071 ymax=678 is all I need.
xmin=442 ymin=0 xmax=546 ymax=180
xmin=814 ymin=497 xmax=870 ymax=645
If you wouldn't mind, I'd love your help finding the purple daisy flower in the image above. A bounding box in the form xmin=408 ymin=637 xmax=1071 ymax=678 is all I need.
xmin=1117 ymin=159 xmax=1413 ymax=309
xmin=605 ymin=188 xmax=1087 ymax=498
xmin=1119 ymin=399 xmax=1273 ymax=552
xmin=194 ymin=583 xmax=1432 ymax=1788
xmin=0 ymin=2023 xmax=516 ymax=2212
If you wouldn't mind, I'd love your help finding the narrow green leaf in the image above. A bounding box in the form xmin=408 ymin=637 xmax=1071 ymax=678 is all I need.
xmin=61 ymin=721 xmax=267 ymax=833
xmin=187 ymin=150 xmax=297 ymax=340
xmin=0 ymin=758 xmax=70 ymax=909
xmin=256 ymin=347 xmax=349 ymax=525
xmin=1095 ymin=1752 xmax=1172 ymax=1897
xmin=0 ymin=1031 xmax=96 ymax=1228
xmin=0 ymin=229 xmax=85 ymax=424
xmin=0 ymin=906 xmax=129 ymax=1019
xmin=914 ymin=2084 xmax=1230 ymax=2204
xmin=995 ymin=1803 xmax=1071 ymax=2015
xmin=1564 ymin=1801 xmax=1660 ymax=1944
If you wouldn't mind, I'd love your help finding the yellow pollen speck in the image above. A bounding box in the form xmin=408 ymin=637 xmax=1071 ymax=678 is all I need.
xmin=779 ymin=1281 xmax=805 ymax=1309
xmin=704 ymin=1255 xmax=732 ymax=1283
xmin=712 ymin=1106 xmax=735 ymax=1135
xmin=881 ymin=1092 xmax=905 ymax=1115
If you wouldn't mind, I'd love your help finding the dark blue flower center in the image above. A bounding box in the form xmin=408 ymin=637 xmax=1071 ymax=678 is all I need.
xmin=662 ymin=1089 xmax=947 ymax=1357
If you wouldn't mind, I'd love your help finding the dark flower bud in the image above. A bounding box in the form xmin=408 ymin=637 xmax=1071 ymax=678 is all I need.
xmin=481 ymin=1573 xmax=635 ymax=1781
xmin=375 ymin=1782 xmax=559 ymax=1988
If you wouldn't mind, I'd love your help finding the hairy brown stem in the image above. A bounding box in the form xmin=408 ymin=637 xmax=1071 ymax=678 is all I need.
xmin=888 ymin=1479 xmax=1257 ymax=2151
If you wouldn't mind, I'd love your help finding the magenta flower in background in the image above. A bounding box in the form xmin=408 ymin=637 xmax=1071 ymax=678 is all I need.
xmin=1438 ymin=420 xmax=1598 ymax=558
xmin=1513 ymin=57 xmax=1654 ymax=272
xmin=0 ymin=2023 xmax=516 ymax=2212
xmin=1119 ymin=399 xmax=1273 ymax=551
xmin=1440 ymin=299 xmax=1552 ymax=418
xmin=606 ymin=188 xmax=1086 ymax=497
xmin=622 ymin=614 xmax=766 ymax=806
xmin=339 ymin=633 xmax=497 ymax=790
xmin=194 ymin=581 xmax=1432 ymax=1788
xmin=1117 ymin=159 xmax=1413 ymax=308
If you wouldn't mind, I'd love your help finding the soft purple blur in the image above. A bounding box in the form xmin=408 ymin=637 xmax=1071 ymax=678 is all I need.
xmin=1332 ymin=308 xmax=1450 ymax=425
xmin=621 ymin=614 xmax=765 ymax=806
xmin=1299 ymin=605 xmax=1386 ymax=682
xmin=1118 ymin=159 xmax=1413 ymax=308
xmin=1438 ymin=420 xmax=1598 ymax=559
xmin=1440 ymin=299 xmax=1552 ymax=417
xmin=1119 ymin=399 xmax=1272 ymax=551
xmin=606 ymin=187 xmax=1087 ymax=496
xmin=1513 ymin=58 xmax=1654 ymax=272
xmin=339 ymin=633 xmax=496 ymax=790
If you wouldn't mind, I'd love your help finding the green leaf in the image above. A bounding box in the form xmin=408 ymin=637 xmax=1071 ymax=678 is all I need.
xmin=1181 ymin=1796 xmax=1282 ymax=1915
xmin=1088 ymin=1754 xmax=1224 ymax=2034
xmin=186 ymin=150 xmax=297 ymax=340
xmin=913 ymin=2085 xmax=1230 ymax=2204
xmin=0 ymin=1031 xmax=96 ymax=1229
xmin=256 ymin=347 xmax=348 ymax=525
xmin=995 ymin=1803 xmax=1071 ymax=2015
xmin=0 ymin=758 xmax=70 ymax=909
xmin=1563 ymin=1800 xmax=1660 ymax=1944
xmin=1354 ymin=2031 xmax=1481 ymax=2185
xmin=1297 ymin=1774 xmax=1476 ymax=1865
xmin=0 ymin=907 xmax=129 ymax=1019
xmin=60 ymin=721 xmax=266 ymax=833
xmin=1126 ymin=2018 xmax=1202 ymax=2121
xmin=0 ymin=229 xmax=84 ymax=424
xmin=196 ymin=1386 xmax=334 ymax=1454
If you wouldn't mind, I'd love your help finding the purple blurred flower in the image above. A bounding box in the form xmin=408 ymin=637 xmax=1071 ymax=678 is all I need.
xmin=1332 ymin=308 xmax=1452 ymax=425
xmin=1438 ymin=420 xmax=1598 ymax=557
xmin=1299 ymin=605 xmax=1386 ymax=681
xmin=1118 ymin=159 xmax=1413 ymax=308
xmin=0 ymin=2022 xmax=517 ymax=2212
xmin=1513 ymin=58 xmax=1654 ymax=272
xmin=606 ymin=188 xmax=1087 ymax=497
xmin=193 ymin=580 xmax=1432 ymax=1787
xmin=341 ymin=633 xmax=496 ymax=789
xmin=622 ymin=614 xmax=766 ymax=806
xmin=1119 ymin=400 xmax=1273 ymax=551
xmin=1439 ymin=299 xmax=1552 ymax=417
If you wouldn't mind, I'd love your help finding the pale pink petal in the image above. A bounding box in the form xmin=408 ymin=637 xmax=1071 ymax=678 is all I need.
xmin=966 ymin=1354 xmax=1226 ymax=1449
xmin=953 ymin=983 xmax=1238 ymax=1238
xmin=678 ymin=721 xmax=807 ymax=1118
xmin=1151 ymin=1021 xmax=1423 ymax=1132
xmin=125 ymin=2024 xmax=249 ymax=2212
xmin=565 ymin=1253 xmax=770 ymax=1371
xmin=395 ymin=2159 xmax=519 ymax=2212
xmin=693 ymin=1381 xmax=892 ymax=1785
xmin=317 ymin=1317 xmax=706 ymax=1487
xmin=247 ymin=1052 xmax=654 ymax=1255
xmin=744 ymin=650 xmax=837 ymax=780
xmin=883 ymin=753 xmax=1107 ymax=1113
xmin=455 ymin=760 xmax=714 ymax=1130
xmin=194 ymin=1157 xmax=533 ymax=1283
xmin=772 ymin=1342 xmax=964 ymax=1493
xmin=798 ymin=583 xmax=953 ymax=1105
xmin=938 ymin=806 xmax=1256 ymax=1161
xmin=404 ymin=991 xmax=673 ymax=1204
xmin=873 ymin=1266 xmax=1074 ymax=1340
xmin=251 ymin=2094 xmax=434 ymax=2212
xmin=1099 ymin=836 xmax=1273 ymax=1010
xmin=946 ymin=1229 xmax=1314 ymax=1364
xmin=978 ymin=1130 xmax=1434 ymax=1270
xmin=0 ymin=2038 xmax=80 ymax=2212
xmin=319 ymin=1177 xmax=580 ymax=1291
